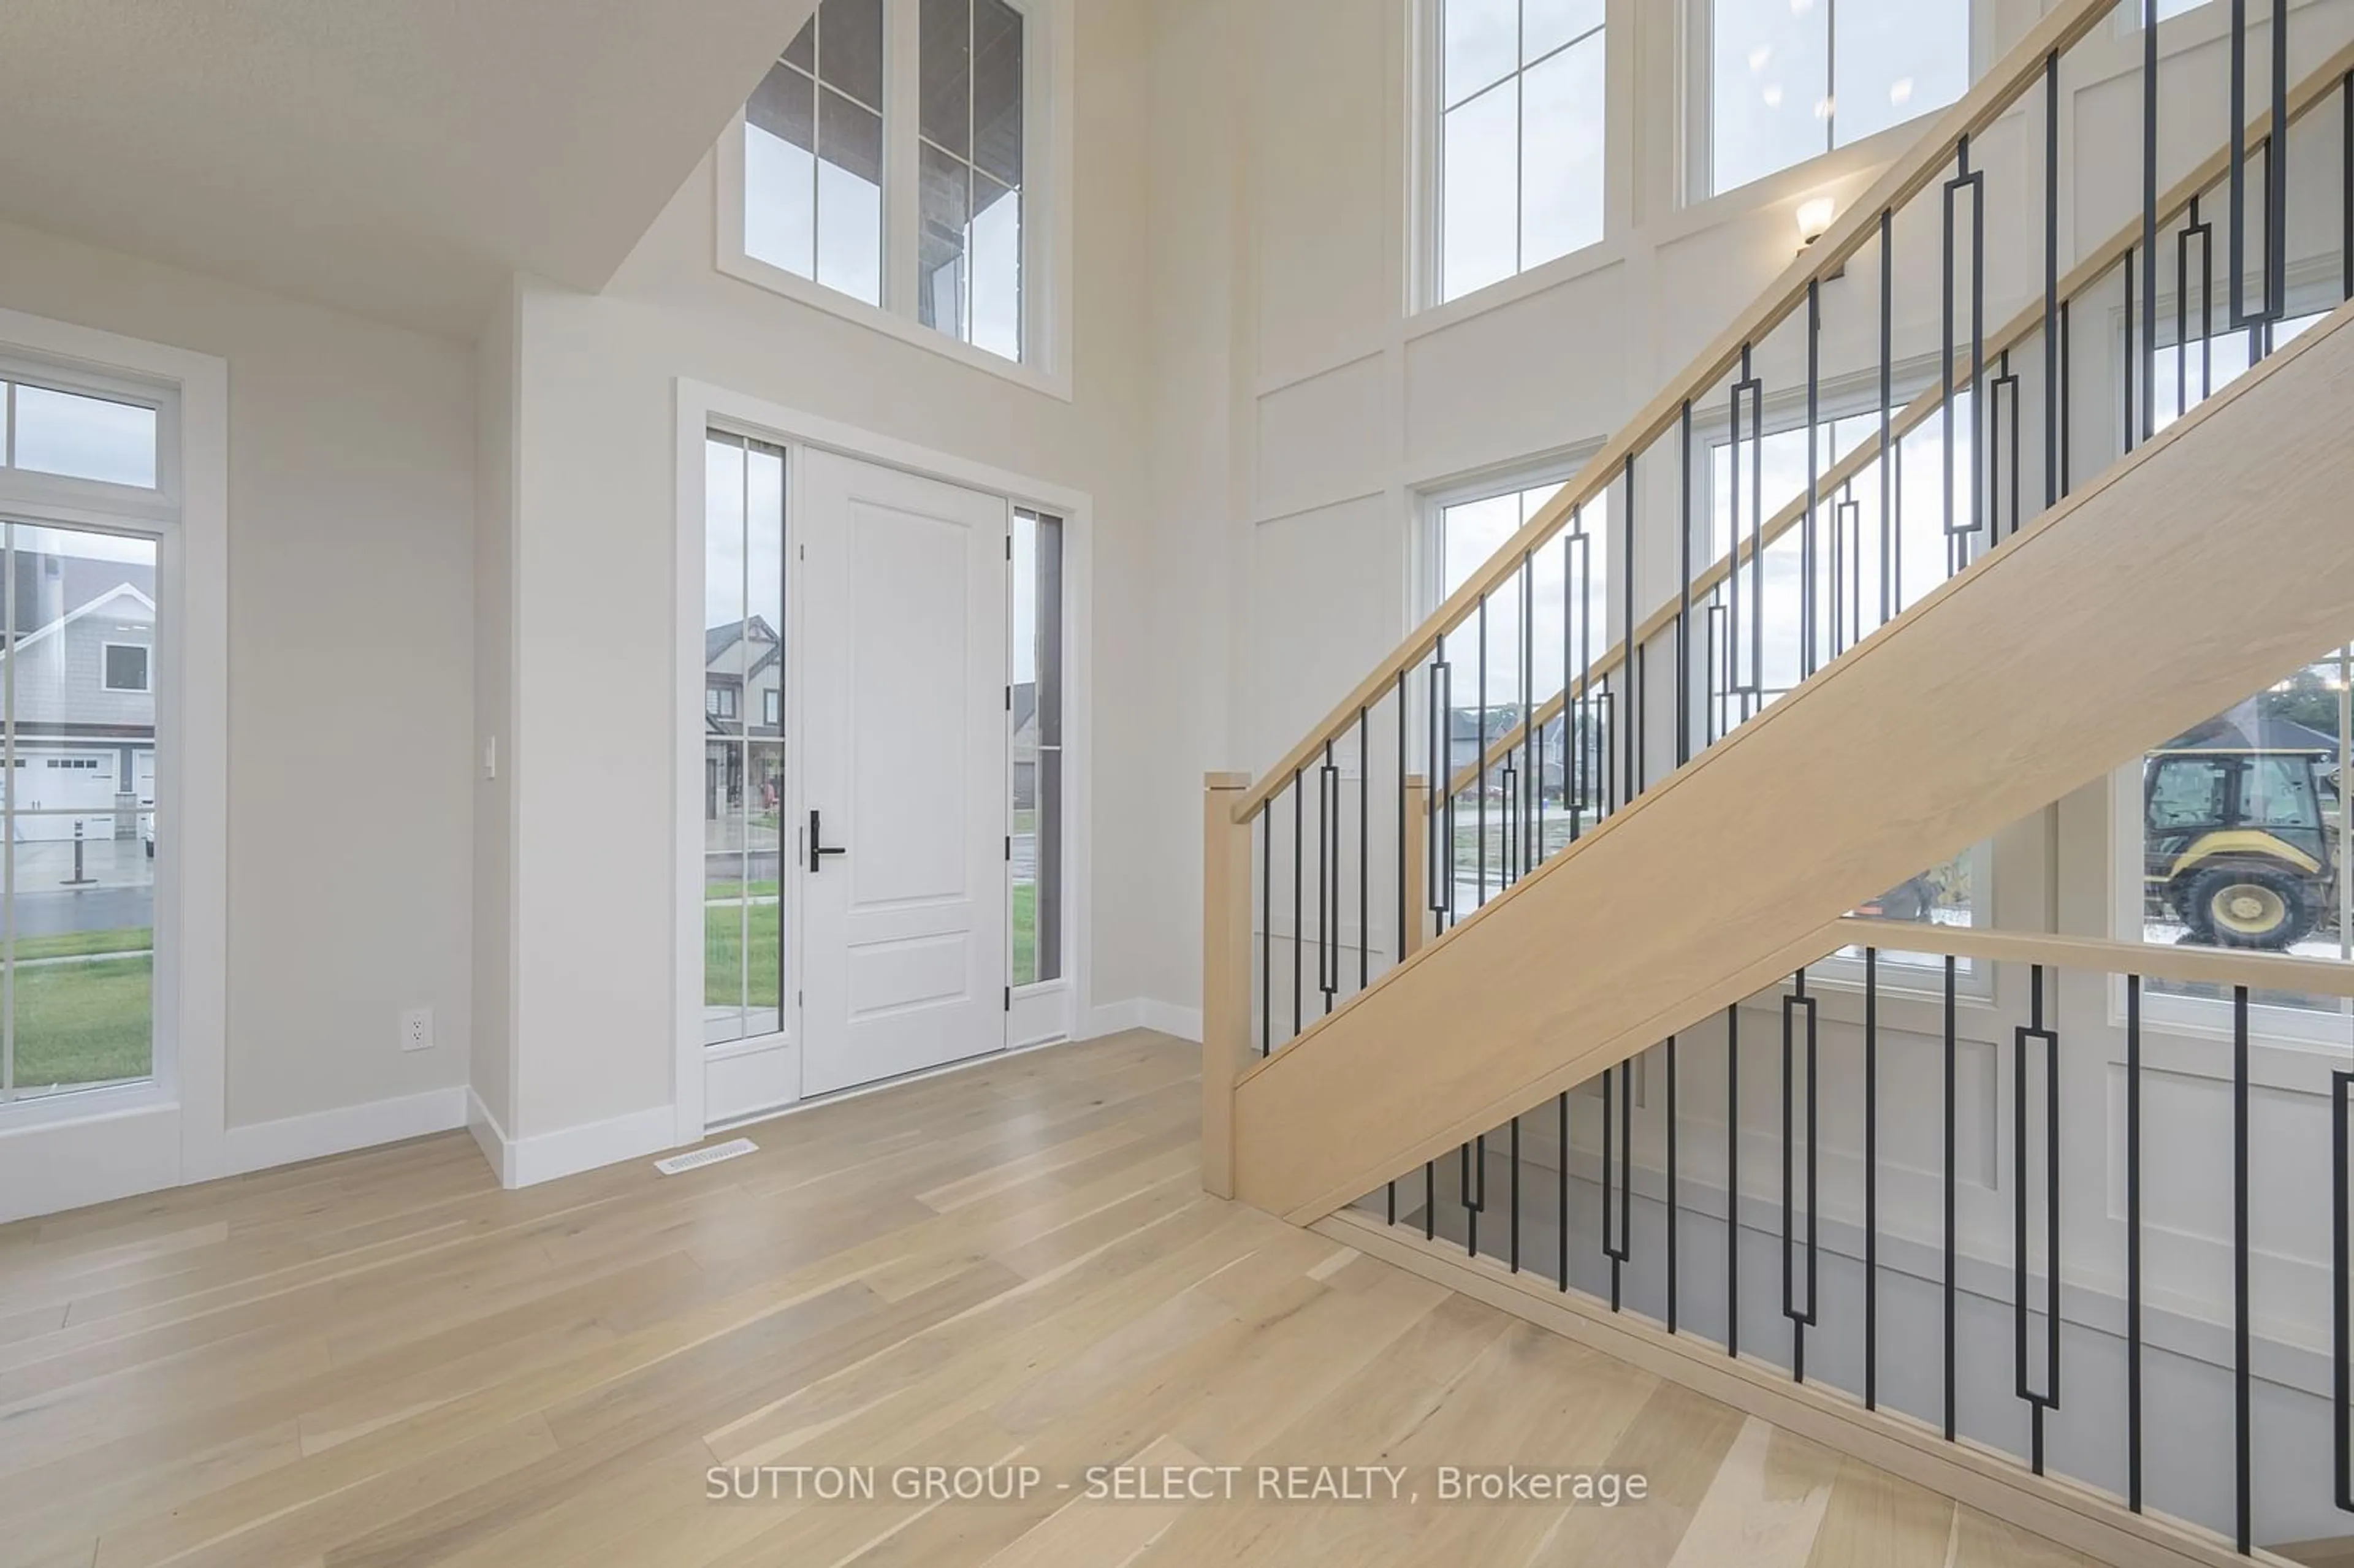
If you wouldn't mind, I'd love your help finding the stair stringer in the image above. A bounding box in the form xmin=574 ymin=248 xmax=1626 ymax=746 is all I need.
xmin=1234 ymin=295 xmax=2354 ymax=1225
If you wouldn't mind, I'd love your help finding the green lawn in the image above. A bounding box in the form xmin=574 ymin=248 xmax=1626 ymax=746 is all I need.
xmin=9 ymin=926 xmax=153 ymax=962
xmin=12 ymin=954 xmax=152 ymax=1089
xmin=1013 ymin=881 xmax=1037 ymax=984
xmin=704 ymin=899 xmax=780 ymax=1008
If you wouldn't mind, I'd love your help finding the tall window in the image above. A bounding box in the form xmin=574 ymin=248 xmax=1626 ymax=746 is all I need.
xmin=920 ymin=0 xmax=1026 ymax=359
xmin=1435 ymin=0 xmax=1606 ymax=304
xmin=742 ymin=0 xmax=1032 ymax=363
xmin=0 ymin=375 xmax=165 ymax=1105
xmin=746 ymin=0 xmax=886 ymax=306
xmin=1704 ymin=0 xmax=1969 ymax=196
xmin=1010 ymin=508 xmax=1062 ymax=985
xmin=703 ymin=433 xmax=788 ymax=1046
xmin=1433 ymin=481 xmax=1609 ymax=902
xmin=1699 ymin=390 xmax=1989 ymax=956
xmin=2129 ymin=648 xmax=2353 ymax=1027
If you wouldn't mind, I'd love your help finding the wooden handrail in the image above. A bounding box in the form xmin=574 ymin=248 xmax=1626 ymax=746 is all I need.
xmin=1233 ymin=0 xmax=2122 ymax=823
xmin=1438 ymin=35 xmax=2354 ymax=802
xmin=1834 ymin=917 xmax=2354 ymax=997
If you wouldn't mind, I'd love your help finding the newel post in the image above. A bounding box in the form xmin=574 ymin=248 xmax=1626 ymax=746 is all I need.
xmin=1201 ymin=771 xmax=1253 ymax=1198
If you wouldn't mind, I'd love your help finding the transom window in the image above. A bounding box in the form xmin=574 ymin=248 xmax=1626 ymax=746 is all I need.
xmin=1432 ymin=0 xmax=1606 ymax=304
xmin=741 ymin=0 xmax=1033 ymax=363
xmin=2 ymin=381 xmax=158 ymax=489
xmin=1701 ymin=0 xmax=1971 ymax=197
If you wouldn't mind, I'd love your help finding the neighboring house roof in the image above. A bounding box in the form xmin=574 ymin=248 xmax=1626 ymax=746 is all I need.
xmin=707 ymin=615 xmax=782 ymax=681
xmin=0 ymin=582 xmax=156 ymax=661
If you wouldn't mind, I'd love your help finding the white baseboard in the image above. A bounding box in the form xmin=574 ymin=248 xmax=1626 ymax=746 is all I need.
xmin=223 ymin=1086 xmax=468 ymax=1177
xmin=1081 ymin=999 xmax=1141 ymax=1037
xmin=467 ymin=1087 xmax=517 ymax=1187
xmin=0 ymin=1103 xmax=182 ymax=1225
xmin=1083 ymin=998 xmax=1201 ymax=1043
xmin=503 ymin=1102 xmax=679 ymax=1189
xmin=1136 ymin=1000 xmax=1202 ymax=1043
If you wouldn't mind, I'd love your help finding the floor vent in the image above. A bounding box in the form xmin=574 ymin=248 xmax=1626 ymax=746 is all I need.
xmin=654 ymin=1137 xmax=758 ymax=1176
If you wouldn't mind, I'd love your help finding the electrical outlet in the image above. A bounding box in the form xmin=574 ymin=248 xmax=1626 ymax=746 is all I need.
xmin=400 ymin=1006 xmax=434 ymax=1052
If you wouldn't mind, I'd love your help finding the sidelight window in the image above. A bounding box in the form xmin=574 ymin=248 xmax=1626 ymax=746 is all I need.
xmin=703 ymin=432 xmax=788 ymax=1046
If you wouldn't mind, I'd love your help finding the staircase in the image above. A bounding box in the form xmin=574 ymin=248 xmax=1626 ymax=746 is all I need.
xmin=1203 ymin=2 xmax=2354 ymax=1562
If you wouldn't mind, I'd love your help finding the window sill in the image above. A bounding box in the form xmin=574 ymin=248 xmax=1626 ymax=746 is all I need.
xmin=713 ymin=228 xmax=1073 ymax=405
xmin=1407 ymin=237 xmax=1631 ymax=343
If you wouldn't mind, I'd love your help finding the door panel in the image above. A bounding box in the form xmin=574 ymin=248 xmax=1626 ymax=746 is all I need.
xmin=799 ymin=449 xmax=1007 ymax=1097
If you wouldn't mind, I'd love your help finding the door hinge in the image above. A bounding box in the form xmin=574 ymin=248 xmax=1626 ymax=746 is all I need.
xmin=1004 ymin=986 xmax=1011 ymax=1011
xmin=1004 ymin=686 xmax=1011 ymax=711
xmin=796 ymin=989 xmax=803 ymax=1007
xmin=1005 ymin=535 xmax=1013 ymax=560
xmin=1004 ymin=834 xmax=1011 ymax=861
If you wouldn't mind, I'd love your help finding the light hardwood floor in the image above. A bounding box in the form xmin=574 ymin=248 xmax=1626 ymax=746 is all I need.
xmin=0 ymin=1032 xmax=2089 ymax=1568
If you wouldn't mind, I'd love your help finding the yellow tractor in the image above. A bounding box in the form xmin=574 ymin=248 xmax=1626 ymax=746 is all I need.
xmin=2144 ymin=715 xmax=2339 ymax=951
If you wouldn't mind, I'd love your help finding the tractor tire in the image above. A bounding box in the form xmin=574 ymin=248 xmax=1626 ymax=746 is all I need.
xmin=2181 ymin=864 xmax=2317 ymax=951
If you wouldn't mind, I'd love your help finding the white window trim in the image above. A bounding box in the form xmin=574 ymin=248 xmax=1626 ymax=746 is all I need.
xmin=0 ymin=310 xmax=226 ymax=1223
xmin=1679 ymin=0 xmax=1994 ymax=208
xmin=671 ymin=377 xmax=1096 ymax=1146
xmin=1411 ymin=0 xmax=1615 ymax=315
xmin=714 ymin=0 xmax=1076 ymax=402
xmin=102 ymin=640 xmax=151 ymax=693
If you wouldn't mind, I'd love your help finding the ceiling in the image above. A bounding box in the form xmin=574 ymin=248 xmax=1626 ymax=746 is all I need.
xmin=0 ymin=0 xmax=818 ymax=338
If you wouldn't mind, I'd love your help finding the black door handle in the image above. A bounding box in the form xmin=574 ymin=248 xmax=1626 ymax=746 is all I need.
xmin=809 ymin=807 xmax=847 ymax=873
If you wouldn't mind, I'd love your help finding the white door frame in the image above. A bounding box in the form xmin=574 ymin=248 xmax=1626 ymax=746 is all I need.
xmin=0 ymin=306 xmax=229 ymax=1223
xmin=671 ymin=378 xmax=1093 ymax=1144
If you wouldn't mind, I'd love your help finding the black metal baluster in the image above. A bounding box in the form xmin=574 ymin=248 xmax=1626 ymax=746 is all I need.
xmin=2235 ymin=983 xmax=2252 ymax=1553
xmin=1464 ymin=1133 xmax=1485 ymax=1260
xmin=2128 ymin=973 xmax=2144 ymax=1511
xmin=1621 ymin=454 xmax=1638 ymax=800
xmin=1881 ymin=208 xmax=1895 ymax=628
xmin=2268 ymin=0 xmax=2287 ymax=335
xmin=1476 ymin=596 xmax=1489 ymax=911
xmin=1865 ymin=946 xmax=1880 ymax=1410
xmin=1358 ymin=707 xmax=1368 ymax=992
xmin=1783 ymin=969 xmax=1819 ymax=1383
xmin=1522 ymin=553 xmax=1536 ymax=878
xmin=2044 ymin=52 xmax=2060 ymax=514
xmin=1318 ymin=742 xmax=1336 ymax=1014
xmin=1804 ymin=281 xmax=1821 ymax=679
xmin=2124 ymin=239 xmax=2139 ymax=455
xmin=1558 ymin=1089 xmax=1572 ymax=1292
xmin=1396 ymin=672 xmax=1407 ymax=986
xmin=1727 ymin=1003 xmax=1741 ymax=1358
xmin=1259 ymin=808 xmax=1271 ymax=1056
xmin=1510 ymin=1113 xmax=1522 ymax=1274
xmin=1426 ymin=1154 xmax=1437 ymax=1241
xmin=1602 ymin=1063 xmax=1629 ymax=1310
xmin=2060 ymin=297 xmax=2074 ymax=497
xmin=1291 ymin=768 xmax=1303 ymax=1038
xmin=1678 ymin=401 xmax=1693 ymax=768
xmin=2013 ymin=964 xmax=2060 ymax=1475
xmin=1666 ymin=1033 xmax=1679 ymax=1333
xmin=1991 ymin=353 xmax=2020 ymax=538
xmin=1943 ymin=134 xmax=1986 ymax=574
xmin=2334 ymin=1054 xmax=2353 ymax=1512
xmin=2342 ymin=70 xmax=2353 ymax=304
xmin=1944 ymin=953 xmax=1959 ymax=1441
xmin=2142 ymin=0 xmax=2159 ymax=448
xmin=2179 ymin=196 xmax=2215 ymax=424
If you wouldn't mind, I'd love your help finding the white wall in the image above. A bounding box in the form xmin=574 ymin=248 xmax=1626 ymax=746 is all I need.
xmin=495 ymin=0 xmax=1168 ymax=1151
xmin=0 ymin=216 xmax=478 ymax=1133
xmin=474 ymin=282 xmax=519 ymax=1138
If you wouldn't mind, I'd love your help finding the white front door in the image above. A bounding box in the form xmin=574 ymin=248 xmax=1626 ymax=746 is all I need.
xmin=798 ymin=449 xmax=1007 ymax=1097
